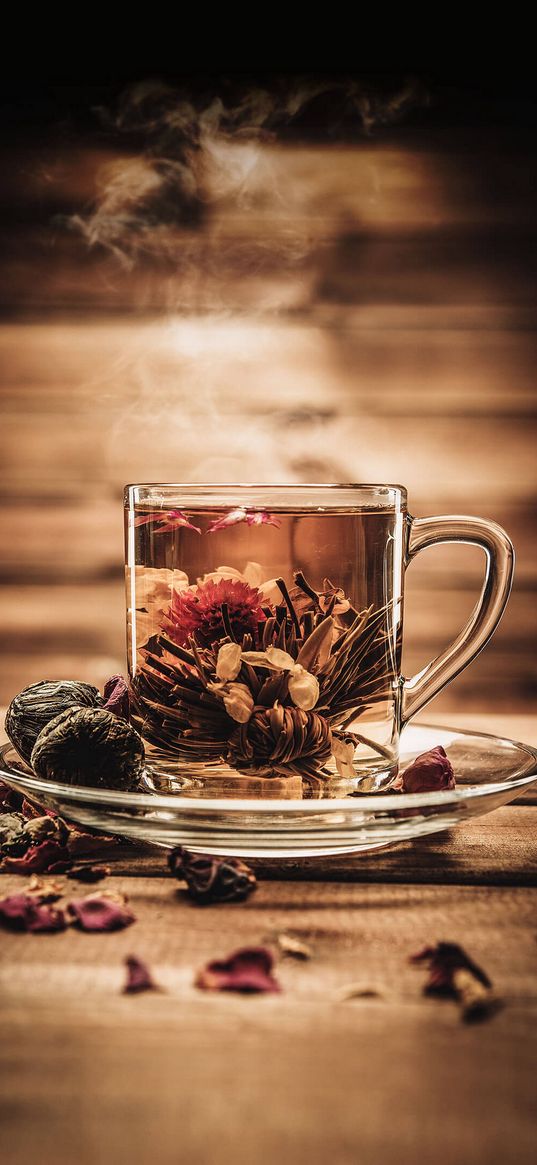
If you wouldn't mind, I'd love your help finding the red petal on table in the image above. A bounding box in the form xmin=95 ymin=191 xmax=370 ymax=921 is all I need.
xmin=0 ymin=892 xmax=66 ymax=932
xmin=195 ymin=946 xmax=281 ymax=993
xmin=66 ymin=825 xmax=120 ymax=859
xmin=2 ymin=839 xmax=71 ymax=874
xmin=102 ymin=675 xmax=130 ymax=720
xmin=122 ymin=954 xmax=159 ymax=993
xmin=68 ymin=894 xmax=135 ymax=932
xmin=400 ymin=746 xmax=456 ymax=793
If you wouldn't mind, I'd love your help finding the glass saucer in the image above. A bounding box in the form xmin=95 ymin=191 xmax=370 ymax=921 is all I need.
xmin=1 ymin=722 xmax=536 ymax=858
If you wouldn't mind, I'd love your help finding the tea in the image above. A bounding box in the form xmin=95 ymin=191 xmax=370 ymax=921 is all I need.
xmin=125 ymin=500 xmax=404 ymax=796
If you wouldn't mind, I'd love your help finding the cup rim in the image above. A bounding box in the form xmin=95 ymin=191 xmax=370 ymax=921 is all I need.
xmin=124 ymin=482 xmax=408 ymax=509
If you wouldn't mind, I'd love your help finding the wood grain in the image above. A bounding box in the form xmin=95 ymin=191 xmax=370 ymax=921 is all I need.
xmin=0 ymin=877 xmax=536 ymax=1165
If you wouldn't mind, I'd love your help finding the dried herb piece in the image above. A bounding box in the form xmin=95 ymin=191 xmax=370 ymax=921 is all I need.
xmin=67 ymin=864 xmax=111 ymax=883
xmin=168 ymin=847 xmax=256 ymax=904
xmin=0 ymin=892 xmax=66 ymax=933
xmin=399 ymin=746 xmax=455 ymax=793
xmin=26 ymin=874 xmax=64 ymax=901
xmin=411 ymin=942 xmax=499 ymax=1022
xmin=0 ymin=781 xmax=24 ymax=811
xmin=276 ymin=933 xmax=313 ymax=960
xmin=338 ymin=985 xmax=383 ymax=1001
xmin=5 ymin=680 xmax=102 ymax=763
xmin=122 ymin=955 xmax=160 ymax=994
xmin=68 ymin=891 xmax=135 ymax=932
xmin=31 ymin=707 xmax=144 ymax=792
xmin=102 ymin=675 xmax=130 ymax=720
xmin=195 ymin=946 xmax=281 ymax=993
xmin=0 ymin=812 xmax=26 ymax=849
xmin=2 ymin=839 xmax=71 ymax=874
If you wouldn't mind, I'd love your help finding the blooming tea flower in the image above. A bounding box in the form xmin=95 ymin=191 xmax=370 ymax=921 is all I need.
xmin=166 ymin=578 xmax=266 ymax=648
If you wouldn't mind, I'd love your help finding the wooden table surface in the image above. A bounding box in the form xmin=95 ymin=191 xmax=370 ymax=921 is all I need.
xmin=1 ymin=712 xmax=536 ymax=1165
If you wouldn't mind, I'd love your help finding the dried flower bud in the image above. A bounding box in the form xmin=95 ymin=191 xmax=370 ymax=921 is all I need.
xmin=288 ymin=665 xmax=319 ymax=711
xmin=221 ymin=683 xmax=254 ymax=724
xmin=168 ymin=847 xmax=256 ymax=904
xmin=216 ymin=642 xmax=242 ymax=682
xmin=401 ymin=746 xmax=455 ymax=793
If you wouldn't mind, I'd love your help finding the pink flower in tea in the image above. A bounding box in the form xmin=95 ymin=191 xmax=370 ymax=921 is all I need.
xmin=207 ymin=509 xmax=281 ymax=533
xmin=134 ymin=509 xmax=201 ymax=534
xmin=400 ymin=746 xmax=455 ymax=793
xmin=166 ymin=577 xmax=266 ymax=648
xmin=195 ymin=946 xmax=281 ymax=993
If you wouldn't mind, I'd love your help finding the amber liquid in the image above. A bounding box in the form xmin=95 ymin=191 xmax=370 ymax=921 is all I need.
xmin=125 ymin=506 xmax=404 ymax=797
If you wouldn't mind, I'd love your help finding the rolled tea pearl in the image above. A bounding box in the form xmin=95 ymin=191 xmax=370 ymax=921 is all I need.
xmin=5 ymin=680 xmax=103 ymax=763
xmin=31 ymin=707 xmax=145 ymax=792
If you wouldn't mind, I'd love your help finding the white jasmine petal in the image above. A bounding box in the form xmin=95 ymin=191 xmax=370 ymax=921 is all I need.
xmin=332 ymin=736 xmax=356 ymax=778
xmin=222 ymin=683 xmax=254 ymax=723
xmin=265 ymin=647 xmax=296 ymax=671
xmin=288 ymin=666 xmax=319 ymax=711
xmin=216 ymin=642 xmax=242 ymax=681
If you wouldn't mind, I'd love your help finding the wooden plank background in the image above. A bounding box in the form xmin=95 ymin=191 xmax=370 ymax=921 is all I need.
xmin=1 ymin=105 xmax=536 ymax=712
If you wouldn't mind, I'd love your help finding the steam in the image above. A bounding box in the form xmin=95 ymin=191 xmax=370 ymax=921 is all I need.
xmin=68 ymin=75 xmax=427 ymax=483
xmin=71 ymin=76 xmax=427 ymax=273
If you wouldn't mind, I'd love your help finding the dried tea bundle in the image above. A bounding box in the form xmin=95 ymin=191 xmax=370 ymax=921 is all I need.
xmin=30 ymin=707 xmax=145 ymax=792
xmin=5 ymin=680 xmax=102 ymax=763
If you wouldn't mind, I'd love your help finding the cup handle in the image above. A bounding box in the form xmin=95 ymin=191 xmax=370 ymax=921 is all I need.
xmin=401 ymin=514 xmax=515 ymax=725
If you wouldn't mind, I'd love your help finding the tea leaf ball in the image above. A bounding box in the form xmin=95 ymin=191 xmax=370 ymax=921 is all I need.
xmin=30 ymin=707 xmax=145 ymax=792
xmin=5 ymin=680 xmax=103 ymax=763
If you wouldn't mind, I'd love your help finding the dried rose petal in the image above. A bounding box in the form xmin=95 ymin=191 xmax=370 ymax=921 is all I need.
xmin=122 ymin=954 xmax=159 ymax=994
xmin=169 ymin=847 xmax=257 ymax=904
xmin=0 ymin=892 xmax=66 ymax=932
xmin=195 ymin=946 xmax=281 ymax=993
xmin=2 ymin=839 xmax=72 ymax=874
xmin=65 ymin=825 xmax=120 ymax=859
xmin=102 ymin=675 xmax=130 ymax=720
xmin=68 ymin=892 xmax=135 ymax=932
xmin=400 ymin=746 xmax=455 ymax=793
xmin=411 ymin=942 xmax=498 ymax=1022
xmin=67 ymin=864 xmax=111 ymax=883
